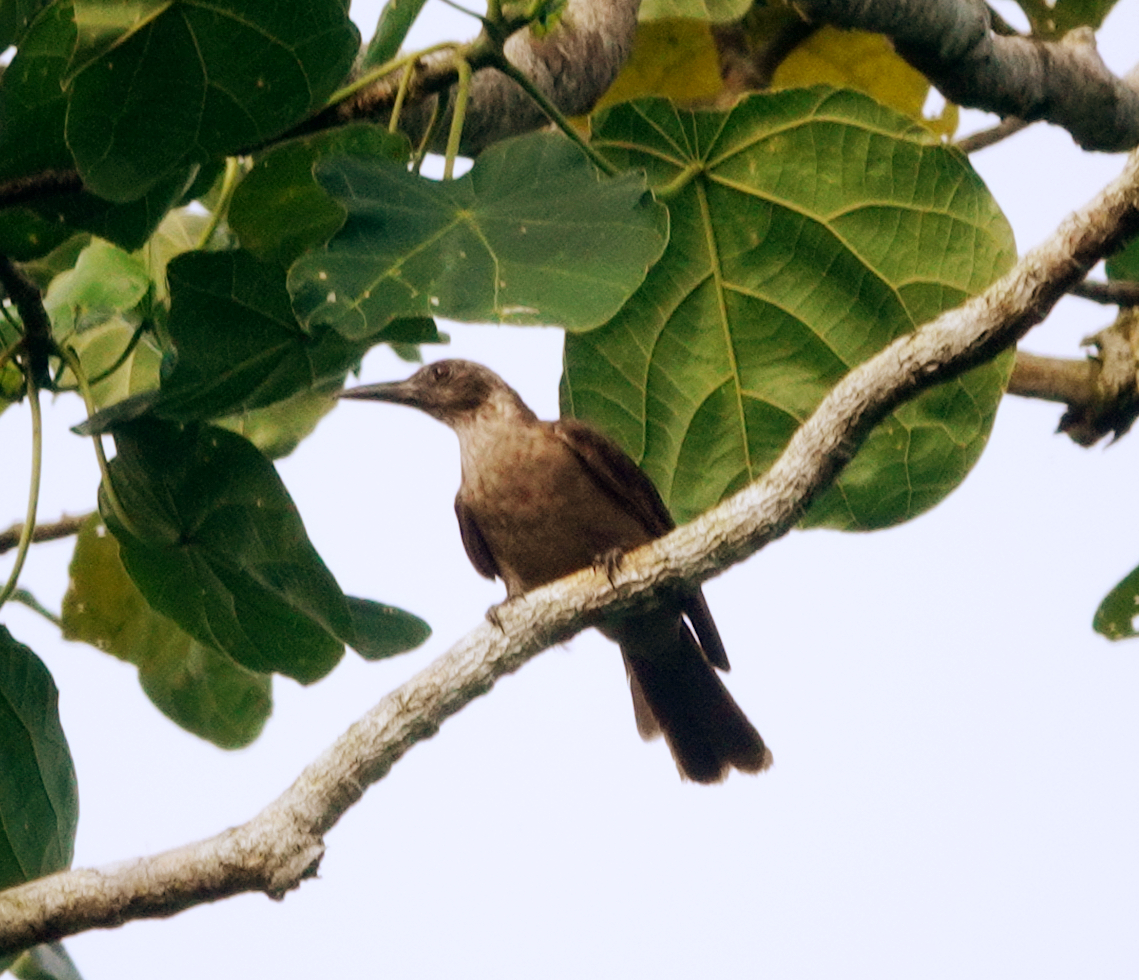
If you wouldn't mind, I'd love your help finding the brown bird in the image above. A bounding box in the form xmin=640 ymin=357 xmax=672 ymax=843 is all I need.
xmin=340 ymin=359 xmax=771 ymax=782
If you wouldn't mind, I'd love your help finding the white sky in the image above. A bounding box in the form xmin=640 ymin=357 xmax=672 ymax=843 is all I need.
xmin=2 ymin=2 xmax=1139 ymax=978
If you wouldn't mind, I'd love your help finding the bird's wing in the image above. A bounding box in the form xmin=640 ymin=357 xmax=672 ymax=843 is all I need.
xmin=552 ymin=418 xmax=675 ymax=537
xmin=454 ymin=496 xmax=500 ymax=581
xmin=554 ymin=418 xmax=730 ymax=671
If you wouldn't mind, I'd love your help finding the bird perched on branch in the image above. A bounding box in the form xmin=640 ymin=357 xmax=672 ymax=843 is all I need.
xmin=340 ymin=359 xmax=771 ymax=782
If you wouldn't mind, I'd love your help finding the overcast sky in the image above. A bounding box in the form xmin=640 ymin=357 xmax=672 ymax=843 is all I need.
xmin=3 ymin=2 xmax=1139 ymax=978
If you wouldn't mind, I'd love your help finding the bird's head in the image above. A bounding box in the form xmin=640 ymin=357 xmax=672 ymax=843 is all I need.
xmin=338 ymin=359 xmax=529 ymax=427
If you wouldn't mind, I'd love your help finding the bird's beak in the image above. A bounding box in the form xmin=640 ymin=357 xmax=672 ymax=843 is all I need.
xmin=336 ymin=381 xmax=417 ymax=405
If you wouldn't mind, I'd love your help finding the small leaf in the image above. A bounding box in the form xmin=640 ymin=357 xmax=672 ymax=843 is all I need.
xmin=11 ymin=940 xmax=84 ymax=980
xmin=289 ymin=132 xmax=669 ymax=337
xmin=564 ymin=91 xmax=1014 ymax=529
xmin=63 ymin=514 xmax=272 ymax=748
xmin=230 ymin=125 xmax=411 ymax=266
xmin=44 ymin=239 xmax=151 ymax=336
xmin=345 ymin=596 xmax=431 ymax=661
xmin=1105 ymin=231 xmax=1139 ymax=283
xmin=102 ymin=419 xmax=351 ymax=684
xmin=362 ymin=0 xmax=430 ymax=70
xmin=0 ymin=628 xmax=78 ymax=891
xmin=1093 ymin=563 xmax=1139 ymax=641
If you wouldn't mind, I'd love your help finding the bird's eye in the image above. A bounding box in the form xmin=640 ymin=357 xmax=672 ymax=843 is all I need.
xmin=431 ymin=363 xmax=450 ymax=381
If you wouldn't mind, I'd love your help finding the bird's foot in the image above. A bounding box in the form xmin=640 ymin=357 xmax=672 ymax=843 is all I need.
xmin=485 ymin=602 xmax=508 ymax=633
xmin=594 ymin=547 xmax=625 ymax=588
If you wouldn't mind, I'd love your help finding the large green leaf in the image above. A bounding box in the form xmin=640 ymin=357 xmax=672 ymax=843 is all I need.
xmin=1093 ymin=563 xmax=1139 ymax=641
xmin=62 ymin=514 xmax=273 ymax=748
xmin=230 ymin=124 xmax=411 ymax=267
xmin=62 ymin=0 xmax=359 ymax=202
xmin=562 ymin=91 xmax=1015 ymax=529
xmin=289 ymin=132 xmax=669 ymax=338
xmin=101 ymin=419 xmax=351 ymax=683
xmin=0 ymin=628 xmax=78 ymax=892
xmin=0 ymin=1 xmax=198 ymax=253
xmin=10 ymin=940 xmax=83 ymax=980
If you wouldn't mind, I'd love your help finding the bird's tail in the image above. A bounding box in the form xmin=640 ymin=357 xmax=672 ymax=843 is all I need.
xmin=606 ymin=613 xmax=772 ymax=783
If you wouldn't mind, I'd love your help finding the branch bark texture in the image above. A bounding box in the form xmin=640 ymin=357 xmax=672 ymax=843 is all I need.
xmin=3 ymin=133 xmax=1139 ymax=959
xmin=797 ymin=0 xmax=1139 ymax=151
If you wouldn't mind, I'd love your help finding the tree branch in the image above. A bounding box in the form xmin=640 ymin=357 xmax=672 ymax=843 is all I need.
xmin=1071 ymin=278 xmax=1139 ymax=305
xmin=796 ymin=0 xmax=1139 ymax=151
xmin=323 ymin=0 xmax=640 ymax=156
xmin=0 ymin=514 xmax=90 ymax=556
xmin=1009 ymin=312 xmax=1139 ymax=445
xmin=3 ymin=131 xmax=1139 ymax=962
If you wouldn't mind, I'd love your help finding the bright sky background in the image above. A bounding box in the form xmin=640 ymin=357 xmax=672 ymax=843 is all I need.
xmin=2 ymin=2 xmax=1139 ymax=978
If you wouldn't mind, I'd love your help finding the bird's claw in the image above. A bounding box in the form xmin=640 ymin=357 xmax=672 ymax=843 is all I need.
xmin=595 ymin=547 xmax=625 ymax=588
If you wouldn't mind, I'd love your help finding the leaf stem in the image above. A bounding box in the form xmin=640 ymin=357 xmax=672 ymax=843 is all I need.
xmin=444 ymin=57 xmax=473 ymax=179
xmin=197 ymin=158 xmax=241 ymax=249
xmin=0 ymin=367 xmax=42 ymax=612
xmin=328 ymin=43 xmax=459 ymax=107
xmin=59 ymin=344 xmax=144 ymax=542
xmin=488 ymin=54 xmax=618 ymax=176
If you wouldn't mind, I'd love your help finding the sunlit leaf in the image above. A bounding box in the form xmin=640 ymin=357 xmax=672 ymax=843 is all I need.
xmin=1093 ymin=562 xmax=1139 ymax=641
xmin=563 ymin=91 xmax=1014 ymax=529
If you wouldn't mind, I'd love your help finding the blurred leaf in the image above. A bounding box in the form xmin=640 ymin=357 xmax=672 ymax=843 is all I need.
xmin=16 ymin=234 xmax=91 ymax=291
xmin=772 ymin=27 xmax=957 ymax=138
xmin=639 ymin=0 xmax=750 ymax=24
xmin=230 ymin=125 xmax=411 ymax=266
xmin=64 ymin=0 xmax=360 ymax=202
xmin=135 ymin=207 xmax=214 ymax=307
xmin=62 ymin=515 xmax=271 ymax=747
xmin=0 ymin=210 xmax=75 ymax=263
xmin=563 ymin=91 xmax=1014 ymax=529
xmin=345 ymin=596 xmax=431 ymax=660
xmin=0 ymin=628 xmax=78 ymax=891
xmin=11 ymin=941 xmax=83 ymax=980
xmin=1015 ymin=0 xmax=1120 ymax=35
xmin=290 ymin=132 xmax=669 ymax=337
xmin=361 ymin=0 xmax=429 ymax=69
xmin=0 ymin=0 xmax=50 ymax=50
xmin=43 ymin=239 xmax=150 ymax=336
xmin=1093 ymin=563 xmax=1139 ymax=641
xmin=216 ymin=387 xmax=339 ymax=459
xmin=1105 ymin=231 xmax=1139 ymax=283
xmin=595 ymin=20 xmax=724 ymax=110
xmin=102 ymin=420 xmax=352 ymax=683
xmin=59 ymin=318 xmax=162 ymax=410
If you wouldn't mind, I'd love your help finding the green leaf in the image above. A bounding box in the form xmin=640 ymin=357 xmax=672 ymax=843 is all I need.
xmin=11 ymin=941 xmax=83 ymax=980
xmin=44 ymin=238 xmax=150 ymax=336
xmin=0 ymin=0 xmax=51 ymax=50
xmin=101 ymin=419 xmax=350 ymax=684
xmin=638 ymin=0 xmax=750 ymax=24
xmin=1105 ymin=231 xmax=1139 ymax=283
xmin=230 ymin=124 xmax=411 ymax=266
xmin=289 ymin=132 xmax=669 ymax=338
xmin=345 ymin=596 xmax=431 ymax=660
xmin=64 ymin=0 xmax=360 ymax=201
xmin=1093 ymin=563 xmax=1139 ymax=641
xmin=1015 ymin=0 xmax=1120 ymax=35
xmin=152 ymin=250 xmax=432 ymax=422
xmin=563 ymin=91 xmax=1015 ymax=529
xmin=362 ymin=0 xmax=429 ymax=69
xmin=216 ymin=388 xmax=339 ymax=460
xmin=62 ymin=514 xmax=272 ymax=748
xmin=60 ymin=318 xmax=163 ymax=411
xmin=0 ymin=628 xmax=78 ymax=891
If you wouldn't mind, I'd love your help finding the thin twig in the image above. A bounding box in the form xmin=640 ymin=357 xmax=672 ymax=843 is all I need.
xmin=0 ymin=514 xmax=91 ymax=556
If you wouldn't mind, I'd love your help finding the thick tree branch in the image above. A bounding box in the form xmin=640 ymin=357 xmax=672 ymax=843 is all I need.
xmin=323 ymin=0 xmax=640 ymax=156
xmin=2 ymin=138 xmax=1139 ymax=959
xmin=796 ymin=0 xmax=1139 ymax=151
